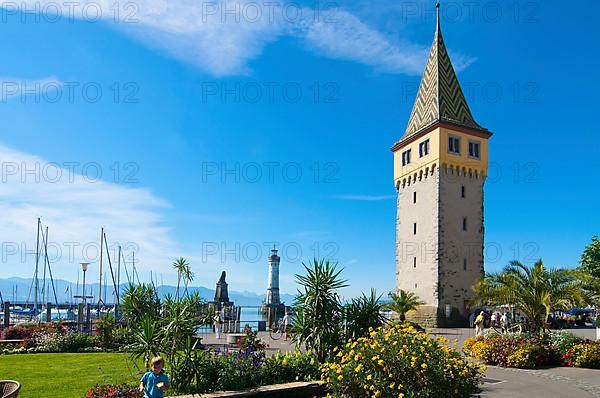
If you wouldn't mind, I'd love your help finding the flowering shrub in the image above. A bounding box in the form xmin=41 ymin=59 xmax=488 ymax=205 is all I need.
xmin=1 ymin=325 xmax=34 ymax=340
xmin=238 ymin=329 xmax=268 ymax=352
xmin=323 ymin=325 xmax=482 ymax=398
xmin=464 ymin=332 xmax=600 ymax=369
xmin=566 ymin=343 xmax=600 ymax=369
xmin=506 ymin=344 xmax=548 ymax=369
xmin=84 ymin=384 xmax=139 ymax=398
xmin=35 ymin=331 xmax=95 ymax=352
xmin=96 ymin=314 xmax=116 ymax=348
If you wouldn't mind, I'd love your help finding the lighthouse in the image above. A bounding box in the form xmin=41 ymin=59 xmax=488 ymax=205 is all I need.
xmin=262 ymin=246 xmax=285 ymax=319
xmin=266 ymin=247 xmax=280 ymax=305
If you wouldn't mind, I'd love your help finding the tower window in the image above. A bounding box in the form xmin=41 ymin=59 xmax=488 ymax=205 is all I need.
xmin=419 ymin=139 xmax=430 ymax=157
xmin=415 ymin=283 xmax=418 ymax=289
xmin=413 ymin=223 xmax=417 ymax=235
xmin=402 ymin=149 xmax=412 ymax=166
xmin=463 ymin=258 xmax=467 ymax=271
xmin=414 ymin=257 xmax=417 ymax=268
xmin=461 ymin=185 xmax=465 ymax=198
xmin=448 ymin=135 xmax=460 ymax=154
xmin=468 ymin=141 xmax=481 ymax=159
xmin=413 ymin=191 xmax=417 ymax=203
xmin=462 ymin=217 xmax=467 ymax=231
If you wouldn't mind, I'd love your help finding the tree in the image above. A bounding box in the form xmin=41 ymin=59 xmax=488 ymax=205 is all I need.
xmin=475 ymin=260 xmax=584 ymax=334
xmin=578 ymin=236 xmax=600 ymax=306
xmin=291 ymin=258 xmax=348 ymax=362
xmin=172 ymin=257 xmax=189 ymax=302
xmin=384 ymin=290 xmax=424 ymax=322
xmin=580 ymin=236 xmax=600 ymax=278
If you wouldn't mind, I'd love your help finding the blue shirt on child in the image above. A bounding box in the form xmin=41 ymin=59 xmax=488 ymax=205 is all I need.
xmin=141 ymin=370 xmax=169 ymax=398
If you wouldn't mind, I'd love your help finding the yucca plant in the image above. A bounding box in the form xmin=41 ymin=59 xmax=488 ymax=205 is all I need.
xmin=291 ymin=258 xmax=347 ymax=362
xmin=121 ymin=283 xmax=161 ymax=326
xmin=172 ymin=257 xmax=190 ymax=302
xmin=128 ymin=315 xmax=162 ymax=370
xmin=344 ymin=289 xmax=386 ymax=339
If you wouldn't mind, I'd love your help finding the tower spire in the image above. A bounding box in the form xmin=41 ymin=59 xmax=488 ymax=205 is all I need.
xmin=436 ymin=1 xmax=441 ymax=33
xmin=392 ymin=1 xmax=488 ymax=149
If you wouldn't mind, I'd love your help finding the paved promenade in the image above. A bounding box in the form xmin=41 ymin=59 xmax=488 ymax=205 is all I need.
xmin=200 ymin=327 xmax=600 ymax=397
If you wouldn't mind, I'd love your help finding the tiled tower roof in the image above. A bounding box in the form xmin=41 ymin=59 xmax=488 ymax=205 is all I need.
xmin=397 ymin=5 xmax=488 ymax=145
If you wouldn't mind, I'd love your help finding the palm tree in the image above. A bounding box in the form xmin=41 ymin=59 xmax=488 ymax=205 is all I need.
xmin=475 ymin=260 xmax=584 ymax=334
xmin=384 ymin=290 xmax=424 ymax=322
xmin=172 ymin=257 xmax=189 ymax=302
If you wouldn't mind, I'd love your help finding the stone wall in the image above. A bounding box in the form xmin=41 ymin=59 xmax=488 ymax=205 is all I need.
xmin=438 ymin=166 xmax=485 ymax=323
xmin=396 ymin=165 xmax=485 ymax=327
xmin=396 ymin=166 xmax=439 ymax=310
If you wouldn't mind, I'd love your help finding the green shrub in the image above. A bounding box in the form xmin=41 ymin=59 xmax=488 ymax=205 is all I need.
xmin=168 ymin=341 xmax=319 ymax=395
xmin=261 ymin=351 xmax=320 ymax=385
xmin=112 ymin=326 xmax=135 ymax=349
xmin=323 ymin=324 xmax=482 ymax=398
xmin=36 ymin=331 xmax=94 ymax=352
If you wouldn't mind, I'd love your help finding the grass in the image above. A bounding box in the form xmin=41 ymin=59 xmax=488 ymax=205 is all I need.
xmin=0 ymin=352 xmax=143 ymax=398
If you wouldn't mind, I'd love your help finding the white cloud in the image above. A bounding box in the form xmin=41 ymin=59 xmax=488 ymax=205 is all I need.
xmin=1 ymin=1 xmax=475 ymax=76
xmin=0 ymin=143 xmax=177 ymax=284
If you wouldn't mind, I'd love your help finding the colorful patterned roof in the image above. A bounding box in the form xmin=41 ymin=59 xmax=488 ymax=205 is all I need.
xmin=398 ymin=10 xmax=487 ymax=143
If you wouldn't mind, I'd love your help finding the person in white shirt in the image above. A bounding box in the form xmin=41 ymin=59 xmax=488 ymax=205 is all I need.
xmin=214 ymin=310 xmax=223 ymax=339
xmin=490 ymin=312 xmax=497 ymax=327
xmin=281 ymin=311 xmax=291 ymax=340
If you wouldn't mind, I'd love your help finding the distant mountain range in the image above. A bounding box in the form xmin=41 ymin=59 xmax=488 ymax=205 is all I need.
xmin=0 ymin=277 xmax=296 ymax=307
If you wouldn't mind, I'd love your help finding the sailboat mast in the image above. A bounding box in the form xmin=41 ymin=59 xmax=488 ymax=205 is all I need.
xmin=98 ymin=227 xmax=104 ymax=307
xmin=42 ymin=226 xmax=49 ymax=306
xmin=117 ymin=245 xmax=121 ymax=303
xmin=34 ymin=218 xmax=41 ymax=314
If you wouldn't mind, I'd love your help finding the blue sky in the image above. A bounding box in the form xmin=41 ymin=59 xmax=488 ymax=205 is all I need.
xmin=0 ymin=1 xmax=598 ymax=298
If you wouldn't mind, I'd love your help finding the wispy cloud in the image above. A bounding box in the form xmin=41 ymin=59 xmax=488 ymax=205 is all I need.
xmin=0 ymin=143 xmax=177 ymax=283
xmin=0 ymin=143 xmax=300 ymax=293
xmin=298 ymin=10 xmax=428 ymax=75
xmin=332 ymin=194 xmax=395 ymax=201
xmin=0 ymin=77 xmax=62 ymax=101
xmin=2 ymin=1 xmax=475 ymax=76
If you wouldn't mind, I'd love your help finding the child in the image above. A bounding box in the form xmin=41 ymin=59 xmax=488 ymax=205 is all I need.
xmin=140 ymin=356 xmax=170 ymax=398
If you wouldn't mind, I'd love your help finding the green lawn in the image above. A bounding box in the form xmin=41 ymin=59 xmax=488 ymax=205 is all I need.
xmin=0 ymin=353 xmax=142 ymax=398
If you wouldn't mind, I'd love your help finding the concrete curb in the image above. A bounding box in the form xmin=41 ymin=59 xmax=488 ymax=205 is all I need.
xmin=173 ymin=381 xmax=325 ymax=398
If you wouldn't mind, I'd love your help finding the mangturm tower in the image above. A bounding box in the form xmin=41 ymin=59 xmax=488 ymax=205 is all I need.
xmin=391 ymin=3 xmax=492 ymax=326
